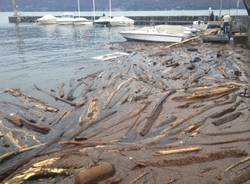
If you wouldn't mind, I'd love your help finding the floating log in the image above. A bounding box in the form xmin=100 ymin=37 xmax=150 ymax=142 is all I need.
xmin=199 ymin=137 xmax=250 ymax=145
xmin=0 ymin=112 xmax=23 ymax=127
xmin=165 ymin=36 xmax=200 ymax=49
xmin=172 ymin=84 xmax=240 ymax=102
xmin=66 ymin=80 xmax=88 ymax=101
xmin=88 ymin=102 xmax=151 ymax=139
xmin=224 ymin=164 xmax=250 ymax=184
xmin=205 ymin=129 xmax=250 ymax=136
xmin=34 ymin=85 xmax=76 ymax=106
xmin=105 ymin=78 xmax=133 ymax=108
xmin=225 ymin=156 xmax=250 ymax=172
xmin=77 ymin=70 xmax=103 ymax=82
xmin=212 ymin=112 xmax=242 ymax=126
xmin=156 ymin=146 xmax=202 ymax=155
xmin=58 ymin=82 xmax=65 ymax=98
xmin=0 ymin=144 xmax=44 ymax=164
xmin=0 ymin=101 xmax=29 ymax=110
xmin=74 ymin=162 xmax=115 ymax=184
xmin=51 ymin=111 xmax=71 ymax=126
xmin=70 ymin=110 xmax=117 ymax=140
xmin=4 ymin=88 xmax=59 ymax=112
xmin=79 ymin=98 xmax=99 ymax=125
xmin=140 ymin=90 xmax=176 ymax=136
xmin=128 ymin=172 xmax=149 ymax=184
xmin=137 ymin=149 xmax=247 ymax=167
xmin=210 ymin=100 xmax=243 ymax=119
xmin=4 ymin=157 xmax=67 ymax=184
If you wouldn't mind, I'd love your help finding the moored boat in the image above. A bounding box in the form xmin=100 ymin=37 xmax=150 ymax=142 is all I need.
xmin=94 ymin=16 xmax=112 ymax=26
xmin=56 ymin=13 xmax=74 ymax=25
xmin=73 ymin=17 xmax=92 ymax=25
xmin=37 ymin=15 xmax=57 ymax=25
xmin=110 ymin=16 xmax=134 ymax=27
xmin=120 ymin=25 xmax=193 ymax=43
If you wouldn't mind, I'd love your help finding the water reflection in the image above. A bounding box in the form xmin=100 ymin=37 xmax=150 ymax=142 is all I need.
xmin=0 ymin=22 xmax=127 ymax=90
xmin=14 ymin=24 xmax=25 ymax=59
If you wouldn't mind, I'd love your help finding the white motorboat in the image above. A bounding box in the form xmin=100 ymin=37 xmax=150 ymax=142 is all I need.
xmin=93 ymin=0 xmax=133 ymax=27
xmin=94 ymin=16 xmax=112 ymax=26
xmin=110 ymin=16 xmax=134 ymax=27
xmin=120 ymin=25 xmax=193 ymax=43
xmin=57 ymin=13 xmax=74 ymax=25
xmin=37 ymin=15 xmax=57 ymax=25
xmin=73 ymin=0 xmax=92 ymax=25
xmin=73 ymin=17 xmax=92 ymax=25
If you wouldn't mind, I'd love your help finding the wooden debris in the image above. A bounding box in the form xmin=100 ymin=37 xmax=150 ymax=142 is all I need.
xmin=66 ymin=80 xmax=87 ymax=101
xmin=156 ymin=146 xmax=202 ymax=155
xmin=0 ymin=144 xmax=44 ymax=164
xmin=75 ymin=162 xmax=115 ymax=184
xmin=79 ymin=98 xmax=99 ymax=125
xmin=0 ymin=112 xmax=23 ymax=127
xmin=212 ymin=112 xmax=242 ymax=126
xmin=128 ymin=172 xmax=149 ymax=184
xmin=0 ymin=112 xmax=50 ymax=134
xmin=224 ymin=164 xmax=250 ymax=184
xmin=137 ymin=149 xmax=247 ymax=167
xmin=70 ymin=110 xmax=117 ymax=140
xmin=59 ymin=140 xmax=111 ymax=148
xmin=199 ymin=137 xmax=250 ymax=146
xmin=21 ymin=117 xmax=50 ymax=134
xmin=5 ymin=131 xmax=24 ymax=149
xmin=210 ymin=100 xmax=242 ymax=119
xmin=34 ymin=85 xmax=76 ymax=106
xmin=105 ymin=78 xmax=133 ymax=108
xmin=165 ymin=36 xmax=200 ymax=49
xmin=205 ymin=129 xmax=250 ymax=136
xmin=58 ymin=82 xmax=65 ymax=98
xmin=4 ymin=88 xmax=59 ymax=112
xmin=51 ymin=110 xmax=71 ymax=126
xmin=140 ymin=90 xmax=176 ymax=136
xmin=4 ymin=157 xmax=67 ymax=184
xmin=0 ymin=101 xmax=29 ymax=110
xmin=225 ymin=156 xmax=250 ymax=172
xmin=172 ymin=84 xmax=240 ymax=102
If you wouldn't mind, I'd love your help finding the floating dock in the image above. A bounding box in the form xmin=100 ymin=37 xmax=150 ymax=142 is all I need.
xmin=8 ymin=15 xmax=248 ymax=25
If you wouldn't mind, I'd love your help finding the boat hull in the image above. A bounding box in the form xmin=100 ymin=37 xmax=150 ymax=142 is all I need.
xmin=120 ymin=32 xmax=184 ymax=43
xmin=38 ymin=20 xmax=57 ymax=25
xmin=73 ymin=21 xmax=93 ymax=25
xmin=110 ymin=21 xmax=134 ymax=27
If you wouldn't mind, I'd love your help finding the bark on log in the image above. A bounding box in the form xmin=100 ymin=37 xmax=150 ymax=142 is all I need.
xmin=74 ymin=162 xmax=115 ymax=184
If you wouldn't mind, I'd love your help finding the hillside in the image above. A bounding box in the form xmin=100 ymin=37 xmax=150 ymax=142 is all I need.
xmin=0 ymin=0 xmax=245 ymax=11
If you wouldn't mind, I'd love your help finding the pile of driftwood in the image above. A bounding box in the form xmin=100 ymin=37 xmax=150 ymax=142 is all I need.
xmin=0 ymin=41 xmax=250 ymax=184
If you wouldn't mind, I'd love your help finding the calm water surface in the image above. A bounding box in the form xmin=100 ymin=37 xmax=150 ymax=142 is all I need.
xmin=0 ymin=13 xmax=131 ymax=93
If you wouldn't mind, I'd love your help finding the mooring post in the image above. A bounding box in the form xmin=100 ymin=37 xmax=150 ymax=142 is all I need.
xmin=11 ymin=0 xmax=20 ymax=23
xmin=12 ymin=0 xmax=18 ymax=16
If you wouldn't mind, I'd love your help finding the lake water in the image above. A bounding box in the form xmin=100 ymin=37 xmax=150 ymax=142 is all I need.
xmin=0 ymin=12 xmax=132 ymax=93
xmin=0 ymin=10 xmax=248 ymax=91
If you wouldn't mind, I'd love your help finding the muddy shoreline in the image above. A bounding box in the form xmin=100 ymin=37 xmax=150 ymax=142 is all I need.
xmin=0 ymin=40 xmax=250 ymax=184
